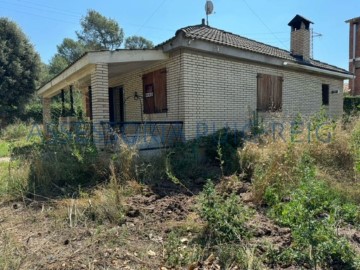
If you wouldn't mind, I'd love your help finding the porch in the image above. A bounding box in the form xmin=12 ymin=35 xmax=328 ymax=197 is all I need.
xmin=37 ymin=50 xmax=184 ymax=149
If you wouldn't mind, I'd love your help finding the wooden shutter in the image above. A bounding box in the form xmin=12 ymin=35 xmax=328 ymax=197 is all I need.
xmin=257 ymin=74 xmax=282 ymax=112
xmin=154 ymin=68 xmax=167 ymax=113
xmin=143 ymin=73 xmax=155 ymax=114
xmin=271 ymin=76 xmax=283 ymax=111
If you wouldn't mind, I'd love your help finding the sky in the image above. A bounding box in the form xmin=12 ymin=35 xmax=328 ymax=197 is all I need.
xmin=0 ymin=0 xmax=359 ymax=70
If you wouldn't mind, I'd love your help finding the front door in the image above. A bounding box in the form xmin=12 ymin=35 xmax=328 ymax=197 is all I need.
xmin=108 ymin=86 xmax=124 ymax=123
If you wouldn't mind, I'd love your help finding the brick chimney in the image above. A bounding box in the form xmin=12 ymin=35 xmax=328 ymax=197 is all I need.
xmin=288 ymin=15 xmax=313 ymax=61
xmin=346 ymin=17 xmax=360 ymax=96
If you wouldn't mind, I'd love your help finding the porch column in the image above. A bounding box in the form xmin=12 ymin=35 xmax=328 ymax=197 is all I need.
xmin=42 ymin=97 xmax=51 ymax=135
xmin=91 ymin=63 xmax=109 ymax=149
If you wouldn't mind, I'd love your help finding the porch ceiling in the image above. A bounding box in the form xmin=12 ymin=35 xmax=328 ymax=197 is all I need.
xmin=38 ymin=50 xmax=168 ymax=98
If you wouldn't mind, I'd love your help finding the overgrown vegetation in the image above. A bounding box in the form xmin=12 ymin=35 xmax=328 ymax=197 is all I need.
xmin=1 ymin=113 xmax=360 ymax=269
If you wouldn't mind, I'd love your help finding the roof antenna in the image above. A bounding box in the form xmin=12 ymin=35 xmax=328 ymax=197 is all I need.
xmin=205 ymin=0 xmax=214 ymax=26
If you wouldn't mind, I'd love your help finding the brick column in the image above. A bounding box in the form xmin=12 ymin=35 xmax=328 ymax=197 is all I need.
xmin=42 ymin=97 xmax=51 ymax=135
xmin=91 ymin=63 xmax=109 ymax=149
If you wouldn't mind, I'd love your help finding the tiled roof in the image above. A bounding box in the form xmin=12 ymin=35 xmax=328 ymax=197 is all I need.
xmin=161 ymin=24 xmax=350 ymax=75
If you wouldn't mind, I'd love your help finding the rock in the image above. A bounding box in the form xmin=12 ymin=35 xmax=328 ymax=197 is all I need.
xmin=180 ymin=237 xmax=189 ymax=244
xmin=147 ymin=250 xmax=156 ymax=257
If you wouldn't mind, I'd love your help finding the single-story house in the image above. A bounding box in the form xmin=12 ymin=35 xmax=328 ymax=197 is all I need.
xmin=38 ymin=15 xmax=353 ymax=149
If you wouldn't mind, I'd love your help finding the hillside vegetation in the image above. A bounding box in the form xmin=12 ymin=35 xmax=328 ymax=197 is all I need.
xmin=0 ymin=113 xmax=360 ymax=269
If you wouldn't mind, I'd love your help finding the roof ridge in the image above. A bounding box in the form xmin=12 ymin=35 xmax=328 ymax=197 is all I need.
xmin=180 ymin=24 xmax=293 ymax=55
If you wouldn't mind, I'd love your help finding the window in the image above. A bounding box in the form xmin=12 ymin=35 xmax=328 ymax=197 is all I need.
xmin=142 ymin=68 xmax=167 ymax=114
xmin=257 ymin=74 xmax=283 ymax=112
xmin=322 ymin=84 xmax=329 ymax=106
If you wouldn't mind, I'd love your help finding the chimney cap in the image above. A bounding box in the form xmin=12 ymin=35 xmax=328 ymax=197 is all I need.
xmin=288 ymin=14 xmax=313 ymax=30
xmin=345 ymin=17 xmax=360 ymax=23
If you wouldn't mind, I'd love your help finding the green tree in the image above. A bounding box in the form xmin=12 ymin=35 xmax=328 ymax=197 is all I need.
xmin=0 ymin=18 xmax=40 ymax=124
xmin=57 ymin=38 xmax=85 ymax=63
xmin=124 ymin=35 xmax=154 ymax=49
xmin=76 ymin=10 xmax=124 ymax=50
xmin=48 ymin=54 xmax=68 ymax=78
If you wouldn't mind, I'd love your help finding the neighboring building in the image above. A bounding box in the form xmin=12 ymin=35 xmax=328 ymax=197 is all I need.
xmin=346 ymin=17 xmax=360 ymax=96
xmin=38 ymin=15 xmax=352 ymax=149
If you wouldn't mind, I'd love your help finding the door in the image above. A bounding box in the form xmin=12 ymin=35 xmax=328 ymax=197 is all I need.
xmin=108 ymin=86 xmax=124 ymax=123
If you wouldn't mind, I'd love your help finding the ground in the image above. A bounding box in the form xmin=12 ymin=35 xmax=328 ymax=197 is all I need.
xmin=1 ymin=175 xmax=359 ymax=270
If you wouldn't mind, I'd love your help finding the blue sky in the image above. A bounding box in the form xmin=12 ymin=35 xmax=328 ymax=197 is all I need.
xmin=0 ymin=0 xmax=359 ymax=70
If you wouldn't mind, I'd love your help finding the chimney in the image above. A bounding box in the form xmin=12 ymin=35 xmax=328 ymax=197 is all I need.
xmin=288 ymin=15 xmax=313 ymax=61
xmin=346 ymin=17 xmax=360 ymax=96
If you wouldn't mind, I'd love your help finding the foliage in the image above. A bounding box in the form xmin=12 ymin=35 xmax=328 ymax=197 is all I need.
xmin=76 ymin=9 xmax=124 ymax=50
xmin=267 ymin=155 xmax=360 ymax=268
xmin=0 ymin=18 xmax=41 ymax=123
xmin=28 ymin=134 xmax=100 ymax=196
xmin=344 ymin=96 xmax=360 ymax=115
xmin=48 ymin=54 xmax=69 ymax=78
xmin=164 ymin=231 xmax=201 ymax=268
xmin=57 ymin=38 xmax=85 ymax=63
xmin=198 ymin=181 xmax=253 ymax=243
xmin=351 ymin=120 xmax=360 ymax=174
xmin=0 ymin=120 xmax=32 ymax=141
xmin=198 ymin=128 xmax=244 ymax=175
xmin=0 ymin=140 xmax=9 ymax=157
xmin=124 ymin=35 xmax=154 ymax=49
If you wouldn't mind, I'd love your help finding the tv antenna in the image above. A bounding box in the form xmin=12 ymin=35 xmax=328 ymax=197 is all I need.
xmin=205 ymin=0 xmax=214 ymax=26
xmin=311 ymin=28 xmax=323 ymax=58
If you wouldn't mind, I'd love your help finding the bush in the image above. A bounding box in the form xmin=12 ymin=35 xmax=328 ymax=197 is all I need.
xmin=0 ymin=120 xmax=32 ymax=141
xmin=28 ymin=135 xmax=100 ymax=196
xmin=268 ymin=156 xmax=360 ymax=269
xmin=198 ymin=181 xmax=253 ymax=243
xmin=344 ymin=96 xmax=360 ymax=114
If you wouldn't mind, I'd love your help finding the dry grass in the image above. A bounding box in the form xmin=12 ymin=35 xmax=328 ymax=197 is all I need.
xmin=239 ymin=117 xmax=360 ymax=204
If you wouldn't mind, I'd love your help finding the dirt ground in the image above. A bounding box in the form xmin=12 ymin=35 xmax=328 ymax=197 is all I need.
xmin=0 ymin=182 xmax=360 ymax=270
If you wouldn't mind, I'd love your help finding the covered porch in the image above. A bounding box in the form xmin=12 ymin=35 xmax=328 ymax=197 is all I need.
xmin=37 ymin=50 xmax=184 ymax=150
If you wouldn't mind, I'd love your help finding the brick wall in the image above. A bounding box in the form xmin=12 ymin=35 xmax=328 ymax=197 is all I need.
xmin=109 ymin=50 xmax=185 ymax=122
xmin=91 ymin=63 xmax=110 ymax=148
xmin=103 ymin=49 xmax=343 ymax=141
xmin=290 ymin=25 xmax=311 ymax=61
xmin=181 ymin=50 xmax=343 ymax=139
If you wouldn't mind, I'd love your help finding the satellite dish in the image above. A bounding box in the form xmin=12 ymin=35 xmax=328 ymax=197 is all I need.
xmin=205 ymin=0 xmax=214 ymax=15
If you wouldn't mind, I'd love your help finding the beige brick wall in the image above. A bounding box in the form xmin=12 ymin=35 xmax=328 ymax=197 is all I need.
xmin=42 ymin=97 xmax=51 ymax=134
xmin=91 ymin=63 xmax=110 ymax=148
xmin=102 ymin=49 xmax=343 ymax=141
xmin=109 ymin=50 xmax=185 ymax=123
xmin=181 ymin=50 xmax=344 ymax=139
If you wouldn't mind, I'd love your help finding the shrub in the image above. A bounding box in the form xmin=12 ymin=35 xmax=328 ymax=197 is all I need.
xmin=268 ymin=158 xmax=360 ymax=269
xmin=344 ymin=96 xmax=360 ymax=114
xmin=28 ymin=134 xmax=100 ymax=196
xmin=0 ymin=120 xmax=32 ymax=141
xmin=198 ymin=181 xmax=253 ymax=243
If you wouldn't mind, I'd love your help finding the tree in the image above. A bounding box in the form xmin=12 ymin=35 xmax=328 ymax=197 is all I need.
xmin=57 ymin=38 xmax=85 ymax=63
xmin=125 ymin=36 xmax=154 ymax=49
xmin=76 ymin=10 xmax=124 ymax=50
xmin=48 ymin=54 xmax=68 ymax=78
xmin=0 ymin=18 xmax=40 ymax=123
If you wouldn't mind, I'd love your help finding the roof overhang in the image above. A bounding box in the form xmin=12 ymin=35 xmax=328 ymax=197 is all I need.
xmin=38 ymin=50 xmax=168 ymax=98
xmin=161 ymin=34 xmax=353 ymax=80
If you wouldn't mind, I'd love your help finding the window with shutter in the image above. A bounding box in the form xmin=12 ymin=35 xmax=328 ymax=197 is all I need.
xmin=257 ymin=74 xmax=283 ymax=112
xmin=143 ymin=68 xmax=167 ymax=114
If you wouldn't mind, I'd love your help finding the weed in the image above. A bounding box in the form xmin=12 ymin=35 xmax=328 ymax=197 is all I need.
xmin=164 ymin=230 xmax=201 ymax=268
xmin=198 ymin=181 xmax=253 ymax=243
xmin=268 ymin=158 xmax=359 ymax=269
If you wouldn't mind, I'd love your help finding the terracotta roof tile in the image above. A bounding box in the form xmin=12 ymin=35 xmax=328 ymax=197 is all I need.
xmin=161 ymin=24 xmax=350 ymax=75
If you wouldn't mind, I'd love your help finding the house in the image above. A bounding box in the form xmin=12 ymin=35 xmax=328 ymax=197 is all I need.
xmin=38 ymin=15 xmax=353 ymax=149
xmin=346 ymin=16 xmax=360 ymax=96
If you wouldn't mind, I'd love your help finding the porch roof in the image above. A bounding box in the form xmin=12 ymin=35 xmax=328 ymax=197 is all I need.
xmin=38 ymin=50 xmax=168 ymax=98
